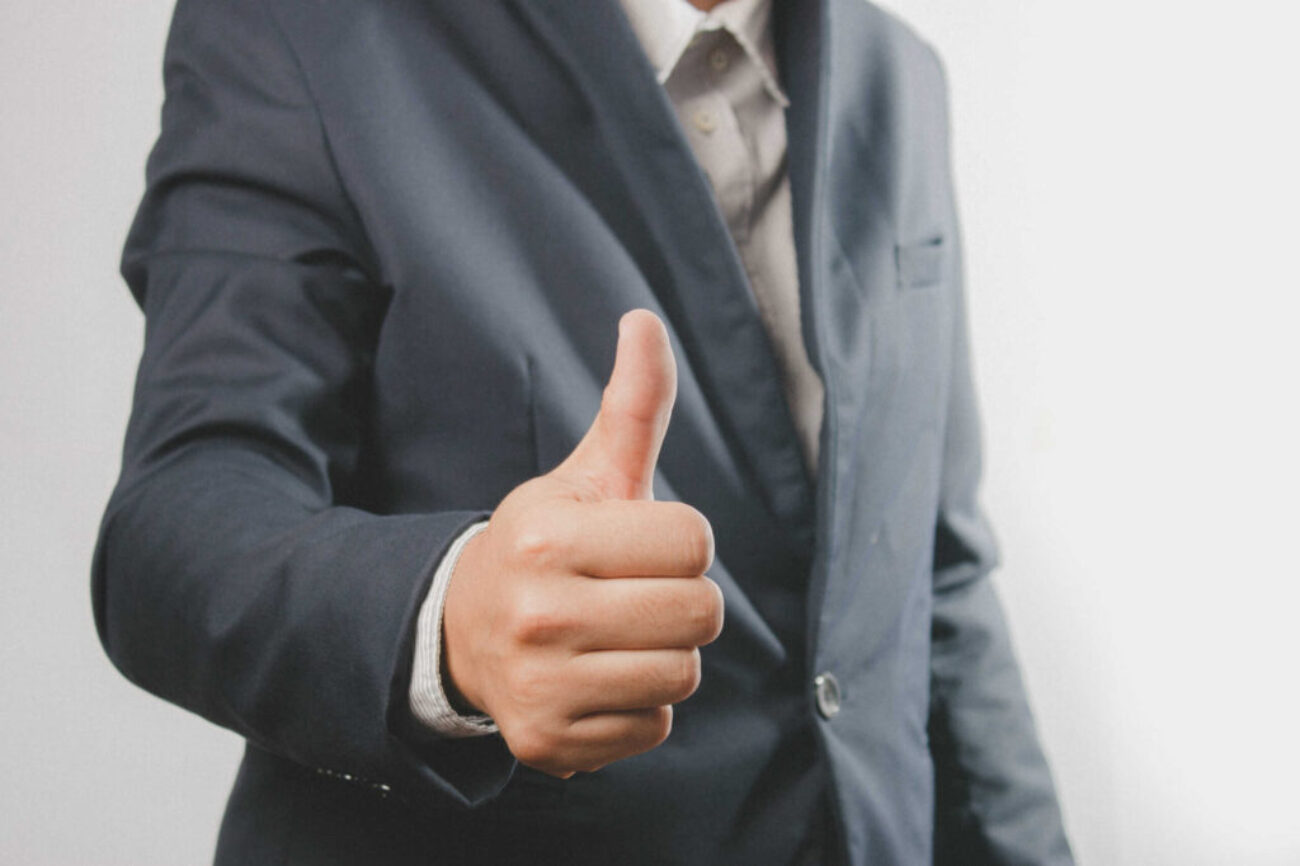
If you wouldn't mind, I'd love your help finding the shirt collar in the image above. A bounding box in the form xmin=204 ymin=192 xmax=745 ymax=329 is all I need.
xmin=617 ymin=0 xmax=790 ymax=107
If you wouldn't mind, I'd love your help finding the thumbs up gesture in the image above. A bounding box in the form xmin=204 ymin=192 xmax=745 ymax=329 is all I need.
xmin=442 ymin=310 xmax=724 ymax=778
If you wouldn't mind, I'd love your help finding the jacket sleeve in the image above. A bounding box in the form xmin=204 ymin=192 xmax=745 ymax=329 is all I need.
xmin=92 ymin=0 xmax=515 ymax=809
xmin=926 ymin=57 xmax=1075 ymax=866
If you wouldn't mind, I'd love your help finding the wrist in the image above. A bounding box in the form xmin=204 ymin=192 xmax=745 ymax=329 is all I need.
xmin=439 ymin=628 xmax=480 ymax=715
xmin=441 ymin=525 xmax=490 ymax=715
xmin=409 ymin=520 xmax=496 ymax=737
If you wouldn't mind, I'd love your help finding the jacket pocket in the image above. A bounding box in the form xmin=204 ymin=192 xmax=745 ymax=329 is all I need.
xmin=895 ymin=235 xmax=946 ymax=290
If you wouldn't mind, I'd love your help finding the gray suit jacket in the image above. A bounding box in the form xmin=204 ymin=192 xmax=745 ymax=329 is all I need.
xmin=93 ymin=0 xmax=1073 ymax=862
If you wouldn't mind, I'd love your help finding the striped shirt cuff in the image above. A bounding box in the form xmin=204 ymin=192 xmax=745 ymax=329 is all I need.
xmin=409 ymin=520 xmax=498 ymax=738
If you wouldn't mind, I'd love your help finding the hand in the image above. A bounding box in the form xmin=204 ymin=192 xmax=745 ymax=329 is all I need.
xmin=442 ymin=309 xmax=723 ymax=778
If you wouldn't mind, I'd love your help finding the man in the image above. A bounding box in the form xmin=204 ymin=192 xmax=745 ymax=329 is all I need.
xmin=94 ymin=0 xmax=1074 ymax=862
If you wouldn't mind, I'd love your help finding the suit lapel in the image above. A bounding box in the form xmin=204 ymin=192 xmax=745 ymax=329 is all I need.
xmin=776 ymin=0 xmax=829 ymax=388
xmin=505 ymin=0 xmax=818 ymax=530
xmin=774 ymin=0 xmax=847 ymax=656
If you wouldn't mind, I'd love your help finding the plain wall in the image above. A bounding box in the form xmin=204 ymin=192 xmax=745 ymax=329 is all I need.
xmin=2 ymin=1 xmax=1296 ymax=863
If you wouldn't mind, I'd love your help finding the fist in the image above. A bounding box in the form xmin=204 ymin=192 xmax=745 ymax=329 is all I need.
xmin=442 ymin=310 xmax=724 ymax=778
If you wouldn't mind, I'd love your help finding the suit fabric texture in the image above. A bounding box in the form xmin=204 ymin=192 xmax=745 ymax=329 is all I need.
xmin=93 ymin=0 xmax=1074 ymax=863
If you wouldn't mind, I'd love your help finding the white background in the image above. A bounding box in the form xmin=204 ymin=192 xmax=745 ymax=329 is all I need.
xmin=2 ymin=1 xmax=1297 ymax=863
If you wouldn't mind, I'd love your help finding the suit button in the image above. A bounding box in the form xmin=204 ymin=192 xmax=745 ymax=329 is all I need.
xmin=813 ymin=672 xmax=841 ymax=720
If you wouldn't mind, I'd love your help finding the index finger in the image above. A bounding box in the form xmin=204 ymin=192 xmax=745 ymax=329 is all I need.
xmin=561 ymin=499 xmax=714 ymax=578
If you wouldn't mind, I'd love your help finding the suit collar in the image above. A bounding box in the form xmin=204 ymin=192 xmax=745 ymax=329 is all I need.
xmin=616 ymin=0 xmax=788 ymax=105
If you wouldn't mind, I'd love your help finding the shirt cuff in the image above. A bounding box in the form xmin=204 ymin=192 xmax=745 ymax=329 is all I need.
xmin=409 ymin=519 xmax=499 ymax=738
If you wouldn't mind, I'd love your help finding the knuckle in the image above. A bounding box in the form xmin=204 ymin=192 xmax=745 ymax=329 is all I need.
xmin=646 ymin=705 xmax=674 ymax=749
xmin=502 ymin=658 xmax=550 ymax=707
xmin=507 ymin=727 xmax=557 ymax=769
xmin=666 ymin=650 xmax=702 ymax=702
xmin=508 ymin=589 xmax=568 ymax=646
xmin=510 ymin=526 xmax=559 ymax=567
xmin=621 ymin=708 xmax=674 ymax=760
xmin=697 ymin=578 xmax=725 ymax=643
xmin=512 ymin=507 xmax=582 ymax=571
xmin=677 ymin=505 xmax=715 ymax=574
xmin=508 ymin=508 xmax=577 ymax=569
xmin=674 ymin=580 xmax=724 ymax=646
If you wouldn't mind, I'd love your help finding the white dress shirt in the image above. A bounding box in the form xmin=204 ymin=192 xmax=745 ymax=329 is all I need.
xmin=409 ymin=0 xmax=824 ymax=737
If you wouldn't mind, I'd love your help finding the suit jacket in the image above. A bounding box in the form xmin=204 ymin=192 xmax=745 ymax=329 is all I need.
xmin=93 ymin=0 xmax=1073 ymax=862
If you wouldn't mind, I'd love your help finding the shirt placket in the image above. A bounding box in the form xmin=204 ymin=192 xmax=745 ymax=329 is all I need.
xmin=666 ymin=28 xmax=755 ymax=245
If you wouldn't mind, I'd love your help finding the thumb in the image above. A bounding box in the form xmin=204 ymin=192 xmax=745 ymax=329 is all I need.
xmin=557 ymin=309 xmax=677 ymax=500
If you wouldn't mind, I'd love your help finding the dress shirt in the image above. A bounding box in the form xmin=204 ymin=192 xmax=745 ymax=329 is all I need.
xmin=409 ymin=0 xmax=824 ymax=737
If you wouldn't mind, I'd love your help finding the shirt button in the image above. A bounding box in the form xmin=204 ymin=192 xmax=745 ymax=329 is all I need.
xmin=709 ymin=48 xmax=730 ymax=72
xmin=813 ymin=672 xmax=841 ymax=720
xmin=692 ymin=109 xmax=717 ymax=134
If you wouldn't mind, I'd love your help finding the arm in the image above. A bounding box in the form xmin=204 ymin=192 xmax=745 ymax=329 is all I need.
xmin=926 ymin=60 xmax=1074 ymax=866
xmin=92 ymin=0 xmax=513 ymax=808
xmin=927 ymin=288 xmax=1073 ymax=864
xmin=927 ymin=223 xmax=1075 ymax=866
xmin=96 ymin=0 xmax=721 ymax=800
